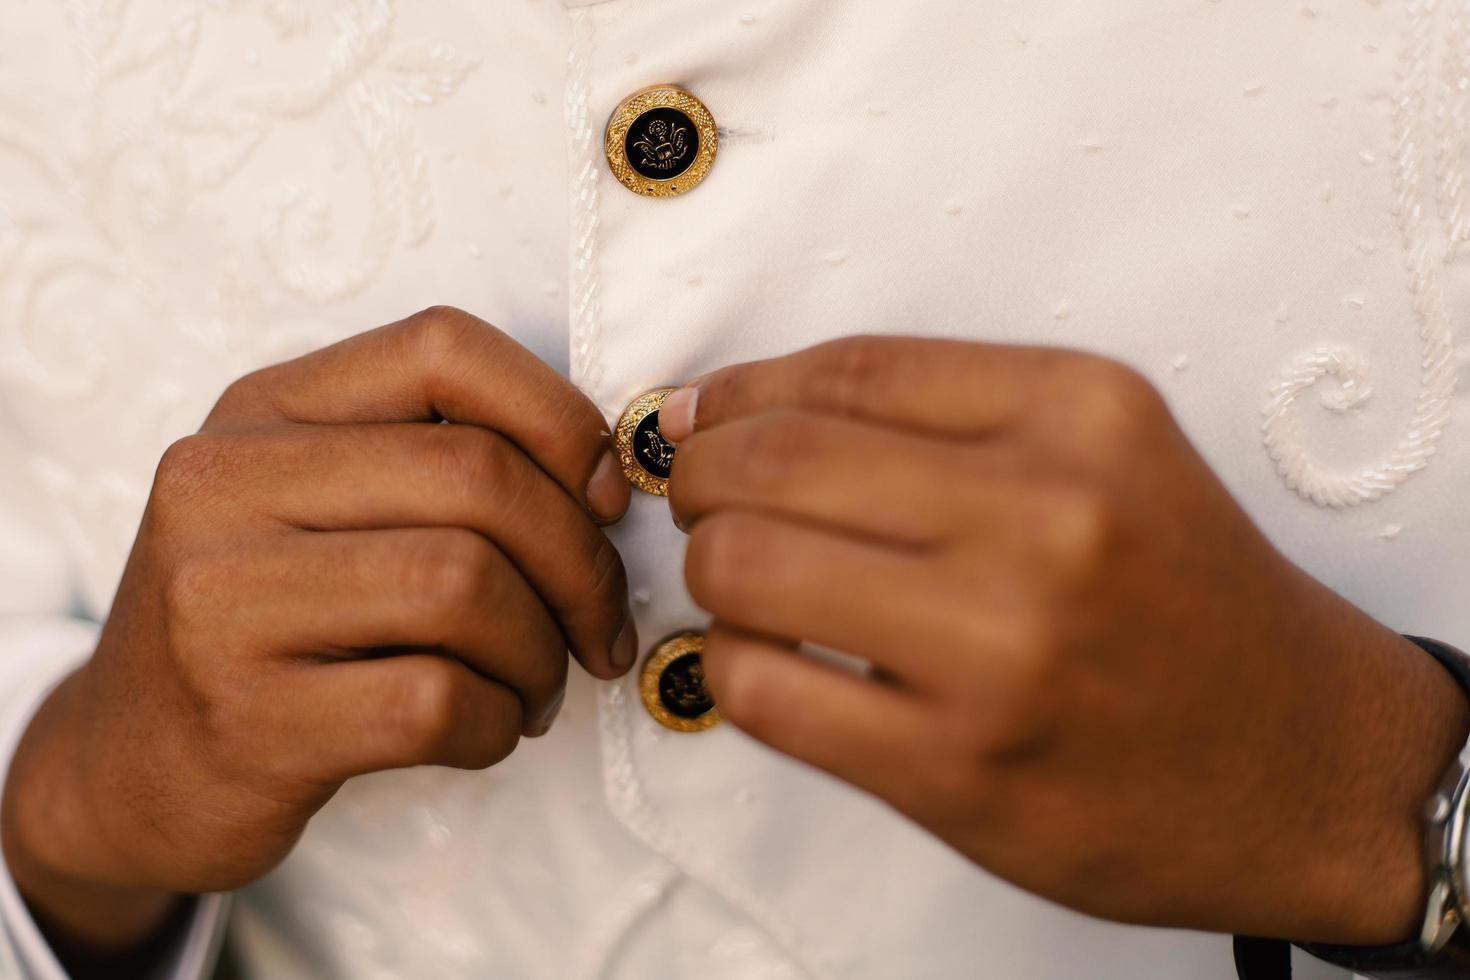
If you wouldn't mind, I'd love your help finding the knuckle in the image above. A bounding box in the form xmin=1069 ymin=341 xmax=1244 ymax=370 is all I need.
xmin=1004 ymin=609 xmax=1065 ymax=680
xmin=1036 ymin=482 xmax=1115 ymax=585
xmin=151 ymin=435 xmax=235 ymax=522
xmin=811 ymin=336 xmax=892 ymax=406
xmin=941 ymin=609 xmax=1063 ymax=749
xmin=401 ymin=305 xmax=489 ymax=369
xmin=703 ymin=649 xmax=773 ymax=736
xmin=388 ymin=660 xmax=465 ymax=758
xmin=931 ymin=724 xmax=1016 ymax=802
xmin=534 ymin=656 xmax=571 ymax=710
xmin=536 ymin=389 xmax=603 ymax=459
xmin=208 ymin=369 xmax=272 ymax=422
xmin=407 ymin=304 xmax=475 ymax=337
xmin=917 ymin=740 xmax=992 ymax=813
xmin=156 ymin=433 xmax=222 ymax=475
xmin=734 ymin=413 xmax=811 ymax=488
xmin=684 ymin=514 xmax=768 ymax=613
xmin=412 ymin=530 xmax=498 ymax=615
xmin=191 ymin=674 xmax=264 ymax=752
xmin=159 ymin=551 xmax=224 ymax=628
xmin=1067 ymin=355 xmax=1167 ymax=443
xmin=712 ymin=676 xmax=767 ymax=734
xmin=422 ymin=426 xmax=507 ymax=501
xmin=462 ymin=730 xmax=519 ymax=771
xmin=994 ymin=624 xmax=1068 ymax=747
xmin=156 ymin=553 xmax=253 ymax=700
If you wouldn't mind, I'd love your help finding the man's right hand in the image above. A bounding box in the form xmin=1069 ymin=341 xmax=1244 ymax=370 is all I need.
xmin=0 ymin=306 xmax=634 ymax=967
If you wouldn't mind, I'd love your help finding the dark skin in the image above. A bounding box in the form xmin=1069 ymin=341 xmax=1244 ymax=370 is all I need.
xmin=1 ymin=307 xmax=635 ymax=974
xmin=3 ymin=322 xmax=1466 ymax=974
xmin=659 ymin=335 xmax=1470 ymax=945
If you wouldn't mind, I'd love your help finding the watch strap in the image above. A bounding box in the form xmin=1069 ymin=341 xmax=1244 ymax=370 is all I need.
xmin=1235 ymin=934 xmax=1470 ymax=980
xmin=1296 ymin=937 xmax=1470 ymax=979
xmin=1407 ymin=635 xmax=1470 ymax=704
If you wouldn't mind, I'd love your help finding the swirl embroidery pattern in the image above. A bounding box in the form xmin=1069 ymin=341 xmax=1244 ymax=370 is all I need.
xmin=0 ymin=0 xmax=480 ymax=610
xmin=1262 ymin=0 xmax=1463 ymax=508
xmin=0 ymin=0 xmax=480 ymax=385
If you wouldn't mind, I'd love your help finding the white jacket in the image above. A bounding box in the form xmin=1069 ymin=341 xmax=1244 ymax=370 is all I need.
xmin=0 ymin=1 xmax=1457 ymax=977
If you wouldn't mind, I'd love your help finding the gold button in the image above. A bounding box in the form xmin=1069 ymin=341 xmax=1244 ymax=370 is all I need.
xmin=604 ymin=84 xmax=718 ymax=198
xmin=615 ymin=387 xmax=677 ymax=496
xmin=640 ymin=631 xmax=722 ymax=732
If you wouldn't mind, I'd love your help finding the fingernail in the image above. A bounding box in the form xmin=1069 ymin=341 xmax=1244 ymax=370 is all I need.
xmin=586 ymin=450 xmax=628 ymax=523
xmin=530 ymin=687 xmax=565 ymax=737
xmin=610 ymin=616 xmax=638 ymax=672
xmin=658 ymin=387 xmax=698 ymax=443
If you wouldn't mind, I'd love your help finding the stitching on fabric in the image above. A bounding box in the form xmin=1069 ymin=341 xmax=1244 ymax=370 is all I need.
xmin=595 ymin=680 xmax=823 ymax=978
xmin=564 ymin=15 xmax=688 ymax=975
xmin=571 ymin=863 xmax=679 ymax=980
xmin=1261 ymin=0 xmax=1461 ymax=508
xmin=567 ymin=8 xmax=605 ymax=400
xmin=568 ymin=9 xmax=820 ymax=976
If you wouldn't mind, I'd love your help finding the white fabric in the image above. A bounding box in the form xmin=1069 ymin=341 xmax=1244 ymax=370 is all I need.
xmin=0 ymin=0 xmax=1458 ymax=976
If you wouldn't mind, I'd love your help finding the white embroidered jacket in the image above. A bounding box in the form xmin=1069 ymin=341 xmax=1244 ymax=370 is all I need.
xmin=0 ymin=1 xmax=1463 ymax=978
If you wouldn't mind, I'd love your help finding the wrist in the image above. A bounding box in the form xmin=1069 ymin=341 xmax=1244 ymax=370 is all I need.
xmin=1300 ymin=628 xmax=1470 ymax=945
xmin=2 ymin=667 xmax=178 ymax=954
xmin=1238 ymin=633 xmax=1470 ymax=980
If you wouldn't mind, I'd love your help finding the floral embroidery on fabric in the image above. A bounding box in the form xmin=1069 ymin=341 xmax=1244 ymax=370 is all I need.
xmin=0 ymin=0 xmax=478 ymax=390
xmin=0 ymin=0 xmax=479 ymax=606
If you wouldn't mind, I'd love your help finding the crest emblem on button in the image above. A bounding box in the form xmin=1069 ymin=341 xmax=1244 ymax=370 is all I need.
xmin=615 ymin=387 xmax=678 ymax=496
xmin=640 ymin=631 xmax=722 ymax=733
xmin=605 ymin=85 xmax=718 ymax=198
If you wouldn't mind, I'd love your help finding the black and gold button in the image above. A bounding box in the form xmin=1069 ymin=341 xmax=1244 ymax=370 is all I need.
xmin=615 ymin=387 xmax=677 ymax=496
xmin=641 ymin=631 xmax=721 ymax=732
xmin=605 ymin=84 xmax=718 ymax=198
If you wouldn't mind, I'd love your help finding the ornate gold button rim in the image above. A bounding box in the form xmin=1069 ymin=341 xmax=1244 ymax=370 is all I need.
xmin=614 ymin=387 xmax=676 ymax=496
xmin=640 ymin=631 xmax=722 ymax=733
xmin=604 ymin=84 xmax=719 ymax=199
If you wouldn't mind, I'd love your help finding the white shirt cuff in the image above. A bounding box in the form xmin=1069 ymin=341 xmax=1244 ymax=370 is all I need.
xmin=0 ymin=616 xmax=230 ymax=980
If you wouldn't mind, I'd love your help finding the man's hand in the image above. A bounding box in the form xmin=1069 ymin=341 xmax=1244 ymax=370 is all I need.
xmin=0 ymin=306 xmax=635 ymax=966
xmin=661 ymin=335 xmax=1470 ymax=946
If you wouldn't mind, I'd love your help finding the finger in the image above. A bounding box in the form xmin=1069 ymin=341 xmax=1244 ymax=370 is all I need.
xmin=684 ymin=510 xmax=985 ymax=691
xmin=214 ymin=527 xmax=568 ymax=735
xmin=657 ymin=335 xmax=1066 ymax=442
xmin=670 ymin=410 xmax=1022 ymax=545
xmin=669 ymin=412 xmax=1121 ymax=597
xmin=264 ymin=655 xmax=525 ymax=783
xmin=205 ymin=305 xmax=630 ymax=523
xmin=699 ymin=623 xmax=941 ymax=813
xmin=215 ymin=423 xmax=634 ymax=680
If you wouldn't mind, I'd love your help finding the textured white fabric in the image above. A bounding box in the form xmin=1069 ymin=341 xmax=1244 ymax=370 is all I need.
xmin=0 ymin=0 xmax=1462 ymax=976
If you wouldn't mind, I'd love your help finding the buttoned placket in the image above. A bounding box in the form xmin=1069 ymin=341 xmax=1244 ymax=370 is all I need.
xmin=559 ymin=4 xmax=818 ymax=977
